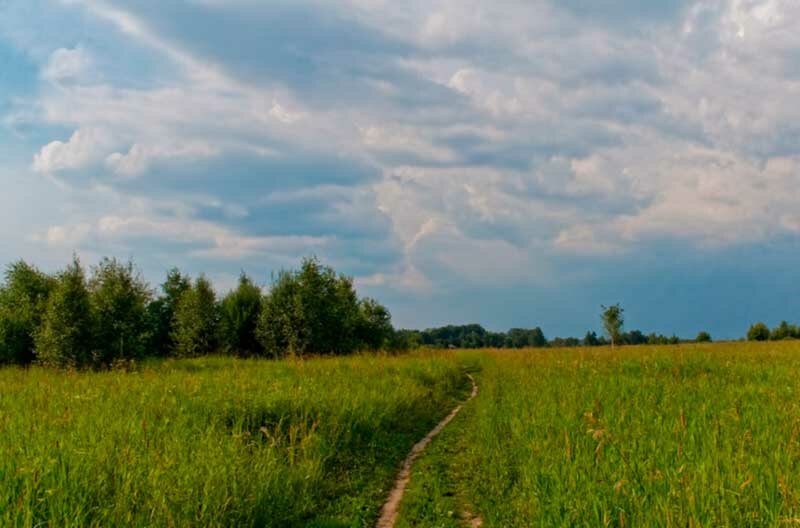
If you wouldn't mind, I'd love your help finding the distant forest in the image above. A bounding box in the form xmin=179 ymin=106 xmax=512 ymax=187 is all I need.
xmin=396 ymin=324 xmax=689 ymax=349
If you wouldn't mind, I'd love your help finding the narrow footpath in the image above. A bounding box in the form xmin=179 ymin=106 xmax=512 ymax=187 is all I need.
xmin=376 ymin=373 xmax=479 ymax=528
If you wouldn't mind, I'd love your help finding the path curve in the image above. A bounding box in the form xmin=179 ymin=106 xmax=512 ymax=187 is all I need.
xmin=376 ymin=373 xmax=478 ymax=528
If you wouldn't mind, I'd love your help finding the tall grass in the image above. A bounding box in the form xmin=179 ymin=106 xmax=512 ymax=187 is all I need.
xmin=400 ymin=342 xmax=800 ymax=527
xmin=0 ymin=353 xmax=464 ymax=527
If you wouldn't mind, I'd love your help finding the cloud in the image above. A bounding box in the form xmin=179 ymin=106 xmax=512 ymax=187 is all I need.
xmin=32 ymin=127 xmax=113 ymax=173
xmin=4 ymin=0 xmax=800 ymax=337
xmin=40 ymin=47 xmax=91 ymax=82
xmin=105 ymin=142 xmax=219 ymax=177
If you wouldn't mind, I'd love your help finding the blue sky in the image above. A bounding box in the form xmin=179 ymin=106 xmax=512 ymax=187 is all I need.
xmin=2 ymin=0 xmax=800 ymax=339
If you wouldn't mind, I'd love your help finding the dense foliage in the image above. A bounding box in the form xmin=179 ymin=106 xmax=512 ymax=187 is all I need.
xmin=0 ymin=261 xmax=55 ymax=364
xmin=0 ymin=256 xmax=402 ymax=367
xmin=172 ymin=275 xmax=219 ymax=358
xmin=219 ymin=273 xmax=262 ymax=357
xmin=34 ymin=258 xmax=95 ymax=368
xmin=257 ymin=258 xmax=363 ymax=357
xmin=89 ymin=258 xmax=151 ymax=365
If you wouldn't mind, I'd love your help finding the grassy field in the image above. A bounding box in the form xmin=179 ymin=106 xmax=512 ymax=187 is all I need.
xmin=0 ymin=353 xmax=465 ymax=527
xmin=5 ymin=342 xmax=800 ymax=527
xmin=400 ymin=342 xmax=800 ymax=527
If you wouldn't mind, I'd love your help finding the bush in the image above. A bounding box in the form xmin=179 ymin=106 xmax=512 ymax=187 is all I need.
xmin=0 ymin=261 xmax=55 ymax=365
xmin=172 ymin=276 xmax=218 ymax=357
xmin=696 ymin=331 xmax=712 ymax=343
xmin=219 ymin=273 xmax=263 ymax=357
xmin=89 ymin=258 xmax=152 ymax=365
xmin=747 ymin=322 xmax=770 ymax=342
xmin=35 ymin=258 xmax=94 ymax=368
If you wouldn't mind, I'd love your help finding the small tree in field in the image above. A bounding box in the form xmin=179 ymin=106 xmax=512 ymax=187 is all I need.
xmin=35 ymin=257 xmax=94 ymax=368
xmin=172 ymin=276 xmax=219 ymax=357
xmin=601 ymin=303 xmax=624 ymax=348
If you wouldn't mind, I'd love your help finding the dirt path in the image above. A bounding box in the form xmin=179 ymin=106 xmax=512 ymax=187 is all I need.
xmin=376 ymin=373 xmax=478 ymax=528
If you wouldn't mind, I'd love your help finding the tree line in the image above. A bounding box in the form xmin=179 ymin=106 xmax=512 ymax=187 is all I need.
xmin=746 ymin=321 xmax=800 ymax=342
xmin=397 ymin=325 xmax=699 ymax=350
xmin=0 ymin=256 xmax=399 ymax=368
xmin=402 ymin=305 xmax=712 ymax=349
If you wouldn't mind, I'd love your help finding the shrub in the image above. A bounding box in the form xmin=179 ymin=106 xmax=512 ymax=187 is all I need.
xmin=35 ymin=258 xmax=94 ymax=368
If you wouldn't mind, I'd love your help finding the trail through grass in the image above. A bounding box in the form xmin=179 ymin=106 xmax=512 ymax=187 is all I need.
xmin=0 ymin=353 xmax=464 ymax=527
xmin=8 ymin=343 xmax=800 ymax=527
xmin=399 ymin=342 xmax=800 ymax=527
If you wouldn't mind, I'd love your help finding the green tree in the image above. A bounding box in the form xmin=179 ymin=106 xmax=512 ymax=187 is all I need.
xmin=601 ymin=303 xmax=624 ymax=347
xmin=583 ymin=331 xmax=600 ymax=347
xmin=89 ymin=258 xmax=152 ymax=366
xmin=696 ymin=331 xmax=712 ymax=343
xmin=355 ymin=298 xmax=393 ymax=350
xmin=388 ymin=329 xmax=421 ymax=352
xmin=770 ymin=321 xmax=797 ymax=341
xmin=747 ymin=322 xmax=770 ymax=342
xmin=146 ymin=268 xmax=191 ymax=356
xmin=0 ymin=261 xmax=55 ymax=365
xmin=219 ymin=273 xmax=263 ymax=357
xmin=35 ymin=257 xmax=94 ymax=368
xmin=172 ymin=276 xmax=219 ymax=357
xmin=257 ymin=257 xmax=364 ymax=357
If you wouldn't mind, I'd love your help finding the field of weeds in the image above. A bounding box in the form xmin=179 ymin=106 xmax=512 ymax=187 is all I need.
xmin=0 ymin=353 xmax=465 ymax=527
xmin=401 ymin=342 xmax=800 ymax=527
xmin=6 ymin=342 xmax=800 ymax=527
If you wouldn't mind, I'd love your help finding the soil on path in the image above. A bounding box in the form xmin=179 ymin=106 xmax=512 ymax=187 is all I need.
xmin=376 ymin=373 xmax=479 ymax=528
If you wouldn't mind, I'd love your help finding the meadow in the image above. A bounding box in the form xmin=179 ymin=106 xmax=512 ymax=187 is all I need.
xmin=400 ymin=341 xmax=800 ymax=527
xmin=0 ymin=353 xmax=465 ymax=527
xmin=4 ymin=342 xmax=800 ymax=527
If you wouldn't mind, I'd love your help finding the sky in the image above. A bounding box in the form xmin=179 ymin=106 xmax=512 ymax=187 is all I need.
xmin=1 ymin=0 xmax=800 ymax=339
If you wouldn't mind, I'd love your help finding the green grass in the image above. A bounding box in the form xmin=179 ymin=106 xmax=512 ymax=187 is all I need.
xmin=399 ymin=342 xmax=800 ymax=527
xmin=8 ymin=342 xmax=800 ymax=527
xmin=0 ymin=353 xmax=465 ymax=527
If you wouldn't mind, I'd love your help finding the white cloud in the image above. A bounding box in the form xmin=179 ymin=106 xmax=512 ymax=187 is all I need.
xmin=32 ymin=127 xmax=113 ymax=173
xmin=39 ymin=212 xmax=330 ymax=260
xmin=41 ymin=47 xmax=91 ymax=82
xmin=12 ymin=0 xmax=800 ymax=296
xmin=105 ymin=142 xmax=220 ymax=177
